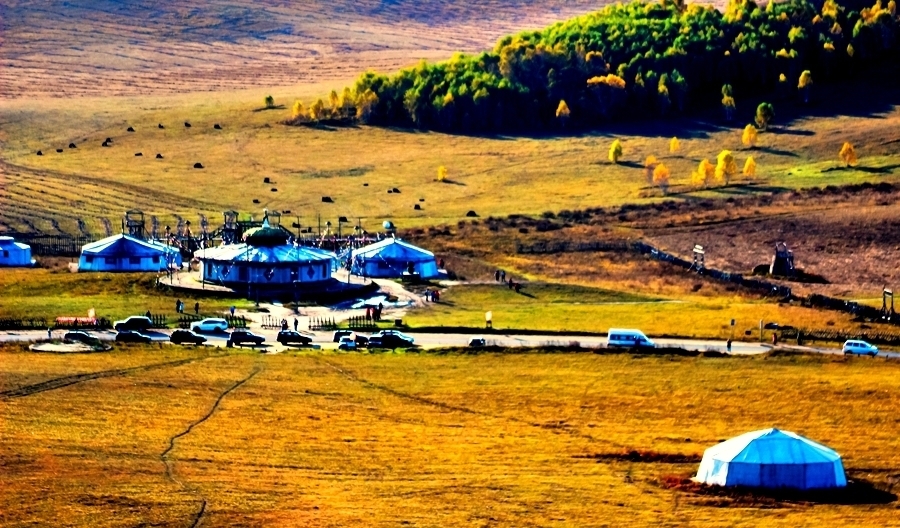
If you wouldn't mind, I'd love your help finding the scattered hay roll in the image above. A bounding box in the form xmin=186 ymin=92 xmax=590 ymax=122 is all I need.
xmin=36 ymin=150 xmax=42 ymax=156
xmin=338 ymin=216 xmax=348 ymax=222
xmin=392 ymin=187 xmax=401 ymax=193
xmin=101 ymin=141 xmax=109 ymax=147
xmin=252 ymin=199 xmax=260 ymax=204
xmin=156 ymin=153 xmax=163 ymax=159
xmin=419 ymin=198 xmax=425 ymax=202
xmin=184 ymin=122 xmax=192 ymax=128
xmin=213 ymin=124 xmax=222 ymax=130
xmin=387 ymin=190 xmax=393 ymax=194
xmin=321 ymin=196 xmax=333 ymax=203
xmin=56 ymin=148 xmax=63 ymax=153
xmin=466 ymin=210 xmax=479 ymax=217
xmin=363 ymin=183 xmax=369 ymax=187
xmin=68 ymin=143 xmax=76 ymax=149
xmin=414 ymin=204 xmax=422 ymax=210
xmin=263 ymin=177 xmax=270 ymax=183
xmin=271 ymin=188 xmax=278 ymax=192
xmin=135 ymin=152 xmax=143 ymax=157
xmin=282 ymin=209 xmax=291 ymax=214
xmin=158 ymin=123 xmax=164 ymax=129
xmin=193 ymin=162 xmax=204 ymax=169
xmin=105 ymin=137 xmax=112 ymax=142
xmin=127 ymin=126 xmax=135 ymax=132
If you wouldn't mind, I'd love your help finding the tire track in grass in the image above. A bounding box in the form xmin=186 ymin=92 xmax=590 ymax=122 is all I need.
xmin=0 ymin=357 xmax=207 ymax=399
xmin=315 ymin=357 xmax=623 ymax=447
xmin=160 ymin=366 xmax=261 ymax=528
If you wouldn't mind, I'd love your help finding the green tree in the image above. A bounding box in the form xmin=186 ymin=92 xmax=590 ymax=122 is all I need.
xmin=264 ymin=95 xmax=275 ymax=109
xmin=755 ymin=102 xmax=775 ymax=130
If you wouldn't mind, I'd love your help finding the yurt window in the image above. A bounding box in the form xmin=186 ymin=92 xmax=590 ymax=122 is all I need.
xmin=152 ymin=256 xmax=160 ymax=264
xmin=238 ymin=267 xmax=249 ymax=281
xmin=2 ymin=250 xmax=7 ymax=258
xmin=85 ymin=256 xmax=94 ymax=263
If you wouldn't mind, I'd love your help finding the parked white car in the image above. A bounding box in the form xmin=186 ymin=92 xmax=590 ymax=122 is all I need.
xmin=190 ymin=318 xmax=229 ymax=333
xmin=607 ymin=328 xmax=655 ymax=349
xmin=842 ymin=340 xmax=878 ymax=356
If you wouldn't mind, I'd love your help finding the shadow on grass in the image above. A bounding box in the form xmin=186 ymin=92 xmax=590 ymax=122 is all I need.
xmin=253 ymin=105 xmax=286 ymax=112
xmin=662 ymin=475 xmax=897 ymax=506
xmin=822 ymin=165 xmax=900 ymax=175
xmin=756 ymin=146 xmax=799 ymax=157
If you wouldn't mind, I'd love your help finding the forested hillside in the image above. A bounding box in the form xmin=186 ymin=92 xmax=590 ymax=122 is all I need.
xmin=308 ymin=0 xmax=900 ymax=133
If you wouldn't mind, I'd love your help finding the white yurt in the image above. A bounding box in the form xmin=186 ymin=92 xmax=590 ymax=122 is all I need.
xmin=197 ymin=219 xmax=335 ymax=287
xmin=79 ymin=233 xmax=182 ymax=272
xmin=0 ymin=236 xmax=34 ymax=267
xmin=695 ymin=428 xmax=847 ymax=490
xmin=350 ymin=238 xmax=438 ymax=279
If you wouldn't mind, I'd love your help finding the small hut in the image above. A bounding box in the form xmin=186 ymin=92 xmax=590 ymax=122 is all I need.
xmin=695 ymin=428 xmax=847 ymax=490
xmin=78 ymin=234 xmax=181 ymax=272
xmin=0 ymin=236 xmax=34 ymax=267
xmin=350 ymin=238 xmax=438 ymax=279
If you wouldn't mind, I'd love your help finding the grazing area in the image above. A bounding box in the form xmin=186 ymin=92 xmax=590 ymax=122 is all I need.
xmin=2 ymin=347 xmax=899 ymax=526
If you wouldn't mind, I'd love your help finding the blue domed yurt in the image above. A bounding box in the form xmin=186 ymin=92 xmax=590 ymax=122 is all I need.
xmin=0 ymin=236 xmax=34 ymax=267
xmin=695 ymin=428 xmax=847 ymax=490
xmin=197 ymin=219 xmax=335 ymax=288
xmin=79 ymin=234 xmax=182 ymax=272
xmin=350 ymin=238 xmax=438 ymax=279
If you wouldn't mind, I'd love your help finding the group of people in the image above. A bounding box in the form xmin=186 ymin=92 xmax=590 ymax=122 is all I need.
xmin=280 ymin=318 xmax=299 ymax=331
xmin=174 ymin=299 xmax=200 ymax=314
xmin=423 ymin=289 xmax=440 ymax=302
xmin=365 ymin=304 xmax=384 ymax=322
xmin=495 ymin=269 xmax=522 ymax=293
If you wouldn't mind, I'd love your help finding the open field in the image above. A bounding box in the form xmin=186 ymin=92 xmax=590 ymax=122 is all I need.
xmin=2 ymin=347 xmax=900 ymax=526
xmin=0 ymin=0 xmax=599 ymax=99
xmin=0 ymin=268 xmax=247 ymax=321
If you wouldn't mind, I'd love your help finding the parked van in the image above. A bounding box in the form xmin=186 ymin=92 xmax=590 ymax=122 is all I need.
xmin=606 ymin=329 xmax=655 ymax=349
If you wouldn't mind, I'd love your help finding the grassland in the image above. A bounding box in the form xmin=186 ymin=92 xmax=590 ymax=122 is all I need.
xmin=0 ymin=268 xmax=246 ymax=321
xmin=2 ymin=346 xmax=900 ymax=526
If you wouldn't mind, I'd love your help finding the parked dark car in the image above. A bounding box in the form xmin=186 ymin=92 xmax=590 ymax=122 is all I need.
xmin=113 ymin=316 xmax=152 ymax=332
xmin=64 ymin=330 xmax=101 ymax=347
xmin=228 ymin=330 xmax=265 ymax=346
xmin=277 ymin=330 xmax=312 ymax=346
xmin=332 ymin=330 xmax=353 ymax=342
xmin=368 ymin=334 xmax=414 ymax=349
xmin=170 ymin=330 xmax=207 ymax=345
xmin=115 ymin=330 xmax=152 ymax=343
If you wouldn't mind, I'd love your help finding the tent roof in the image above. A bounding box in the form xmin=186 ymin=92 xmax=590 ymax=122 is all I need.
xmin=81 ymin=234 xmax=178 ymax=258
xmin=351 ymin=238 xmax=434 ymax=262
xmin=197 ymin=243 xmax=335 ymax=264
xmin=0 ymin=236 xmax=30 ymax=251
xmin=703 ymin=428 xmax=841 ymax=465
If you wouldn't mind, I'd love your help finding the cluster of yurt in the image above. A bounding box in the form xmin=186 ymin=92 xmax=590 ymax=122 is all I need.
xmin=349 ymin=238 xmax=439 ymax=279
xmin=0 ymin=236 xmax=34 ymax=267
xmin=197 ymin=219 xmax=335 ymax=288
xmin=78 ymin=233 xmax=182 ymax=272
xmin=695 ymin=428 xmax=847 ymax=491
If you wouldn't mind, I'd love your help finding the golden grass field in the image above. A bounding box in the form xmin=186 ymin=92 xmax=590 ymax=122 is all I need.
xmin=3 ymin=346 xmax=900 ymax=527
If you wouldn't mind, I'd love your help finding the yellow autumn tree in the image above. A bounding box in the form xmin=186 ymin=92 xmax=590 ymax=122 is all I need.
xmin=669 ymin=137 xmax=680 ymax=154
xmin=743 ymin=156 xmax=757 ymax=177
xmin=437 ymin=165 xmax=448 ymax=182
xmin=644 ymin=155 xmax=659 ymax=183
xmin=715 ymin=150 xmax=738 ymax=185
xmin=356 ymin=89 xmax=379 ymax=123
xmin=309 ymin=98 xmax=326 ymax=122
xmin=329 ymin=90 xmax=340 ymax=116
xmin=291 ymin=100 xmax=306 ymax=120
xmin=691 ymin=159 xmax=715 ymax=188
xmin=653 ymin=163 xmax=671 ymax=194
xmin=742 ymin=124 xmax=758 ymax=148
xmin=839 ymin=142 xmax=857 ymax=166
xmin=798 ymin=70 xmax=813 ymax=103
xmin=608 ymin=139 xmax=623 ymax=163
xmin=556 ymin=100 xmax=571 ymax=126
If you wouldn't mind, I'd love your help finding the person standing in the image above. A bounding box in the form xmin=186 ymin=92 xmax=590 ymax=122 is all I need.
xmin=230 ymin=305 xmax=236 ymax=317
xmin=500 ymin=270 xmax=506 ymax=282
xmin=293 ymin=317 xmax=299 ymax=331
xmin=47 ymin=327 xmax=52 ymax=340
xmin=194 ymin=302 xmax=200 ymax=315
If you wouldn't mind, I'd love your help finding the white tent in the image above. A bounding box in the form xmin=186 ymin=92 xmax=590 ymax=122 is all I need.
xmin=695 ymin=428 xmax=847 ymax=490
xmin=349 ymin=238 xmax=438 ymax=279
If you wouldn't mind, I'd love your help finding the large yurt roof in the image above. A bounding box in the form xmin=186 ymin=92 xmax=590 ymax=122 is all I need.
xmin=351 ymin=238 xmax=434 ymax=262
xmin=703 ymin=428 xmax=841 ymax=465
xmin=199 ymin=243 xmax=334 ymax=264
xmin=81 ymin=234 xmax=178 ymax=258
xmin=0 ymin=236 xmax=30 ymax=250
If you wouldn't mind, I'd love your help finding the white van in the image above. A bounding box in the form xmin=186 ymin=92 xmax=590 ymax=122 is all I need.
xmin=607 ymin=329 xmax=655 ymax=349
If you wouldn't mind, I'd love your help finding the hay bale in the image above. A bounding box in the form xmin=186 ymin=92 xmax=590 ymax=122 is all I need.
xmin=158 ymin=123 xmax=164 ymax=129
xmin=193 ymin=162 xmax=204 ymax=169
xmin=387 ymin=190 xmax=393 ymax=194
xmin=68 ymin=143 xmax=76 ymax=149
xmin=363 ymin=183 xmax=369 ymax=186
xmin=135 ymin=152 xmax=143 ymax=157
xmin=184 ymin=122 xmax=192 ymax=128
xmin=263 ymin=177 xmax=270 ymax=183
xmin=338 ymin=216 xmax=348 ymax=222
xmin=466 ymin=210 xmax=478 ymax=217
xmin=252 ymin=199 xmax=260 ymax=204
xmin=127 ymin=126 xmax=135 ymax=132
xmin=214 ymin=124 xmax=222 ymax=130
xmin=392 ymin=187 xmax=401 ymax=193
xmin=419 ymin=198 xmax=425 ymax=202
xmin=271 ymin=188 xmax=278 ymax=192
xmin=101 ymin=141 xmax=109 ymax=147
xmin=56 ymin=148 xmax=63 ymax=153
xmin=36 ymin=150 xmax=42 ymax=156
xmin=282 ymin=210 xmax=291 ymax=214
xmin=156 ymin=153 xmax=163 ymax=159
xmin=105 ymin=137 xmax=112 ymax=142
xmin=414 ymin=204 xmax=421 ymax=210
xmin=321 ymin=196 xmax=333 ymax=203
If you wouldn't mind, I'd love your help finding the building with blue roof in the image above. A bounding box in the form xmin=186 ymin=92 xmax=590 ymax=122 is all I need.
xmin=0 ymin=236 xmax=34 ymax=267
xmin=196 ymin=219 xmax=335 ymax=287
xmin=79 ymin=233 xmax=182 ymax=272
xmin=350 ymin=238 xmax=438 ymax=279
